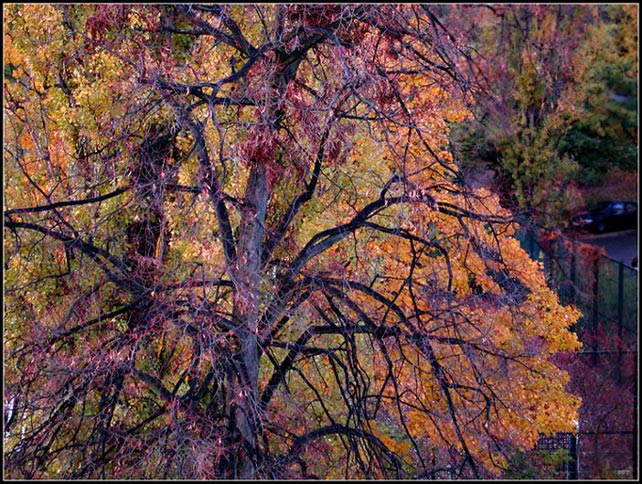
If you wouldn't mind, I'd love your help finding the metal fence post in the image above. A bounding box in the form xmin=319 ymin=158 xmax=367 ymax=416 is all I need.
xmin=568 ymin=428 xmax=579 ymax=480
xmin=570 ymin=240 xmax=576 ymax=304
xmin=634 ymin=357 xmax=638 ymax=480
xmin=616 ymin=262 xmax=624 ymax=383
xmin=592 ymin=260 xmax=599 ymax=365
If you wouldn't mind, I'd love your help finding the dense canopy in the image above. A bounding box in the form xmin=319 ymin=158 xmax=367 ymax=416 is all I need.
xmin=4 ymin=4 xmax=582 ymax=479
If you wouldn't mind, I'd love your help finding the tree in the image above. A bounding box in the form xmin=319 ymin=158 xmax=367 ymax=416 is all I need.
xmin=444 ymin=4 xmax=637 ymax=227
xmin=559 ymin=4 xmax=638 ymax=186
xmin=4 ymin=4 xmax=582 ymax=479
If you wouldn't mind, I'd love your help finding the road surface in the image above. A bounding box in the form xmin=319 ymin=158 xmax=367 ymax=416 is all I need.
xmin=572 ymin=229 xmax=638 ymax=267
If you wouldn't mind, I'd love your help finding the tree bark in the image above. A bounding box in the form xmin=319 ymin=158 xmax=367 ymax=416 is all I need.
xmin=230 ymin=161 xmax=268 ymax=478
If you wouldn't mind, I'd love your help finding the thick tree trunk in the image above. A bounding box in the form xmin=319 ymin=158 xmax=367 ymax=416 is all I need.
xmin=230 ymin=162 xmax=269 ymax=478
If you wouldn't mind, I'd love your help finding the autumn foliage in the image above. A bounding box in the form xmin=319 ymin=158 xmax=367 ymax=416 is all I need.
xmin=4 ymin=5 xmax=582 ymax=479
xmin=445 ymin=4 xmax=637 ymax=226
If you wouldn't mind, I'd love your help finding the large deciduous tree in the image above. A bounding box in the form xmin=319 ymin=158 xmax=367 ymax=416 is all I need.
xmin=4 ymin=4 xmax=581 ymax=479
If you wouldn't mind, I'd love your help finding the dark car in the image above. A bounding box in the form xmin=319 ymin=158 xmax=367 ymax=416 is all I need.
xmin=570 ymin=200 xmax=637 ymax=233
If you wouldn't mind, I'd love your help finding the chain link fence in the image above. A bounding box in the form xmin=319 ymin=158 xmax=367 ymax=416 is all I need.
xmin=517 ymin=227 xmax=638 ymax=479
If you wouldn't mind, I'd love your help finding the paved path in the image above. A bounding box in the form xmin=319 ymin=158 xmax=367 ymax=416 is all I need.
xmin=572 ymin=229 xmax=638 ymax=267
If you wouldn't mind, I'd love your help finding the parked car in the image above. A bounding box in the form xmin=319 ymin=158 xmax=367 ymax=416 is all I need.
xmin=570 ymin=200 xmax=637 ymax=233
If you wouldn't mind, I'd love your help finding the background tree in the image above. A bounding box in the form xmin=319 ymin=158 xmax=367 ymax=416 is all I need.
xmin=559 ymin=5 xmax=638 ymax=187
xmin=4 ymin=4 xmax=581 ymax=479
xmin=444 ymin=4 xmax=637 ymax=227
